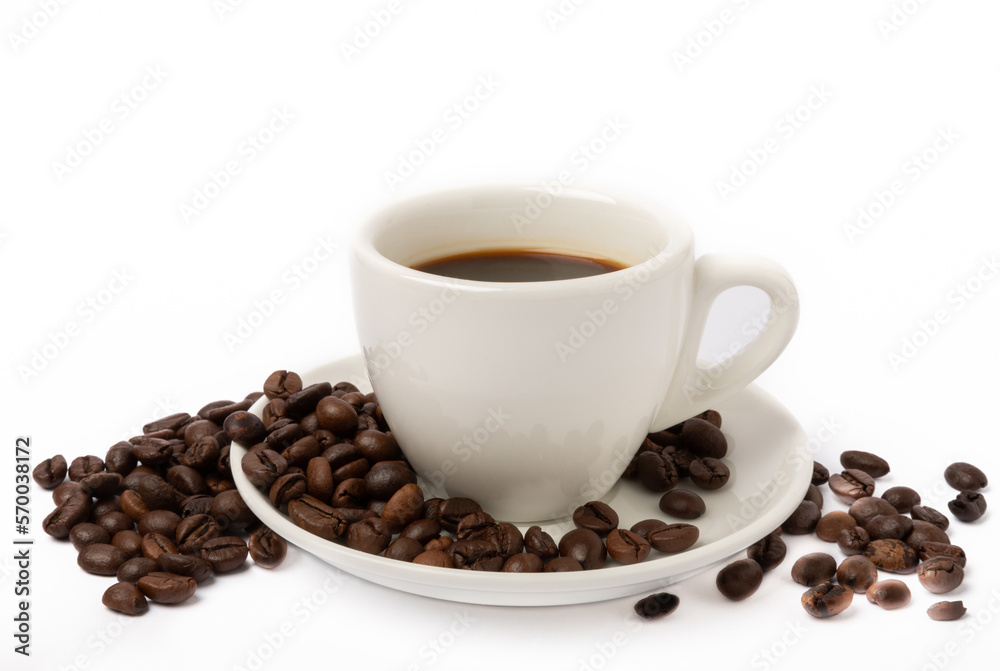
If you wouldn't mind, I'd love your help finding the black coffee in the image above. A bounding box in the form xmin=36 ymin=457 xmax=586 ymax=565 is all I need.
xmin=412 ymin=249 xmax=626 ymax=282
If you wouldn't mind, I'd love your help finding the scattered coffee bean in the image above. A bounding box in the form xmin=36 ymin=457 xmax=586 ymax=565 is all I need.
xmin=848 ymin=496 xmax=897 ymax=526
xmin=605 ymin=529 xmax=650 ymax=564
xmin=688 ymin=457 xmax=730 ymax=490
xmin=680 ymin=418 xmax=728 ymax=459
xmin=558 ymin=529 xmax=607 ymax=570
xmin=840 ymin=450 xmax=890 ymax=478
xmin=944 ymin=462 xmax=988 ymax=491
xmin=803 ymin=484 xmax=824 ymax=511
xmin=573 ymin=501 xmax=619 ymax=535
xmin=646 ymin=523 xmax=699 ymax=554
xmin=905 ymin=520 xmax=950 ymax=550
xmin=927 ymin=601 xmax=966 ymax=621
xmin=117 ymin=557 xmax=159 ymax=584
xmin=69 ymin=523 xmax=111 ymax=551
xmin=449 ymin=539 xmax=503 ymax=571
xmin=948 ymin=490 xmax=987 ymax=522
xmin=917 ymin=557 xmax=964 ymax=594
xmin=523 ymin=525 xmax=558 ymax=559
xmin=635 ymin=452 xmax=679 ymax=493
xmin=791 ymin=552 xmax=837 ymax=586
xmin=814 ymin=511 xmax=856 ymax=542
xmin=782 ymin=500 xmax=820 ymax=535
xmin=263 ymin=370 xmax=303 ymax=400
xmin=911 ymin=505 xmax=950 ymax=531
xmin=156 ymin=553 xmax=214 ymax=583
xmin=658 ymin=489 xmax=705 ymax=520
xmin=716 ymin=559 xmax=763 ymax=600
xmin=865 ymin=580 xmax=910 ymax=610
xmin=836 ymin=526 xmax=870 ymax=556
xmin=346 ymin=518 xmax=393 ymax=555
xmin=502 ymin=553 xmax=543 ymax=573
xmin=249 ymin=526 xmax=287 ymax=568
xmin=836 ymin=555 xmax=878 ymax=593
xmin=141 ymin=533 xmax=178 ymax=561
xmin=224 ymin=411 xmax=267 ymax=446
xmin=544 ymin=557 xmax=583 ymax=572
xmin=137 ymin=572 xmax=197 ymax=604
xmin=199 ymin=536 xmax=249 ymax=572
xmin=865 ymin=514 xmax=913 ymax=541
xmin=747 ymin=533 xmax=786 ymax=571
xmin=78 ymin=543 xmax=128 ymax=576
xmin=811 ymin=462 xmax=829 ymax=486
xmin=880 ymin=486 xmax=920 ymax=514
xmin=102 ymin=581 xmax=148 ymax=615
xmin=828 ymin=469 xmax=875 ymax=504
xmin=634 ymin=592 xmax=680 ymax=619
xmin=33 ymin=455 xmax=68 ymax=489
xmin=801 ymin=582 xmax=853 ymax=618
xmin=918 ymin=541 xmax=966 ymax=568
xmin=864 ymin=539 xmax=918 ymax=573
xmin=413 ymin=550 xmax=453 ymax=568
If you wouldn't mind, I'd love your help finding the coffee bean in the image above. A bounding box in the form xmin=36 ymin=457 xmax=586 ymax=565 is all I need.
xmin=680 ymin=418 xmax=727 ymax=459
xmin=382 ymin=483 xmax=424 ymax=533
xmin=69 ymin=522 xmax=111 ymax=551
xmin=136 ymin=475 xmax=182 ymax=513
xmin=524 ymin=525 xmax=559 ymax=559
xmin=353 ymin=430 xmax=402 ymax=463
xmin=836 ymin=555 xmax=878 ymax=593
xmin=944 ymin=462 xmax=988 ymax=491
xmin=143 ymin=413 xmax=191 ymax=434
xmin=184 ymin=420 xmax=222 ymax=448
xmin=400 ymin=519 xmax=441 ymax=545
xmin=917 ymin=557 xmax=964 ymax=594
xmin=865 ymin=514 xmax=913 ymax=541
xmin=204 ymin=399 xmax=255 ymax=426
xmin=221 ymin=411 xmax=267 ymax=446
xmin=179 ymin=494 xmax=213 ymax=518
xmin=212 ymin=489 xmax=255 ymax=533
xmin=688 ymin=457 xmax=730 ymax=490
xmin=782 ymin=500 xmax=820 ymax=535
xmin=119 ymin=490 xmax=149 ymax=522
xmin=199 ymin=536 xmax=248 ymax=572
xmin=848 ymin=496 xmax=898 ymax=526
xmin=791 ymin=552 xmax=837 ymax=586
xmin=263 ymin=370 xmax=303 ymax=400
xmin=435 ymin=498 xmax=483 ymax=534
xmin=102 ymin=581 xmax=148 ymax=616
xmin=633 ymin=592 xmax=680 ymax=619
xmin=866 ymin=580 xmax=911 ymax=610
xmin=502 ymin=553 xmax=543 ymax=573
xmin=96 ymin=511 xmax=133 ymax=538
xmin=911 ymin=505 xmax=950 ymax=531
xmin=141 ymin=532 xmax=178 ymax=561
xmin=242 ymin=449 xmax=288 ymax=490
xmin=52 ymin=480 xmax=86 ymax=505
xmin=747 ymin=533 xmax=786 ymax=571
xmin=364 ymin=461 xmax=416 ymax=500
xmin=543 ymin=556 xmax=582 ymax=572
xmin=33 ymin=455 xmax=67 ymax=489
xmin=635 ymin=452 xmax=679 ymax=493
xmin=449 ymin=539 xmax=503 ymax=571
xmin=716 ymin=559 xmax=763 ymax=600
xmin=917 ymin=541 xmax=967 ymax=568
xmin=803 ymin=484 xmax=824 ymax=510
xmin=801 ymin=582 xmax=853 ymax=618
xmin=629 ymin=519 xmax=667 ymax=541
xmin=331 ymin=478 xmax=367 ymax=508
xmin=281 ymin=435 xmax=322 ymax=469
xmin=315 ymin=395 xmax=358 ymax=435
xmin=116 ymin=557 xmax=159 ymax=583
xmin=288 ymin=495 xmax=348 ymax=541
xmin=840 ymin=450 xmax=890 ymax=478
xmin=669 ymin=449 xmax=697 ymax=479
xmin=880 ymin=486 xmax=920 ymax=514
xmin=905 ymin=520 xmax=950 ymax=551
xmin=658 ymin=490 xmax=705 ymax=520
xmin=78 ymin=543 xmax=127 ymax=576
xmin=183 ymin=436 xmax=221 ymax=471
xmin=648 ymin=523 xmax=700 ymax=554
xmin=605 ymin=529 xmax=650 ymax=564
xmin=175 ymin=514 xmax=221 ymax=554
xmin=247 ymin=526 xmax=287 ymax=569
xmin=131 ymin=438 xmax=175 ymax=467
xmin=346 ymin=518 xmax=393 ymax=555
xmin=105 ymin=443 xmax=138 ymax=475
xmin=815 ymin=511 xmax=856 ymax=542
xmin=413 ymin=550 xmax=454 ymax=568
xmin=573 ymin=501 xmax=619 ymax=535
xmin=137 ymin=510 xmax=180 ymax=539
xmin=836 ymin=526 xmax=870 ymax=556
xmin=156 ymin=553 xmax=214 ymax=583
xmin=558 ymin=529 xmax=607 ymax=570
xmin=863 ymin=539 xmax=918 ymax=573
xmin=828 ymin=469 xmax=875 ymax=504
xmin=378 ymin=537 xmax=420 ymax=562
xmin=137 ymin=572 xmax=197 ymax=604
xmin=69 ymin=455 xmax=105 ymax=481
xmin=927 ymin=601 xmax=966 ymax=621
xmin=43 ymin=492 xmax=91 ymax=538
xmin=269 ymin=472 xmax=307 ymax=507
xmin=811 ymin=462 xmax=829 ymax=486
xmin=112 ymin=530 xmax=144 ymax=558
xmin=948 ymin=490 xmax=987 ymax=522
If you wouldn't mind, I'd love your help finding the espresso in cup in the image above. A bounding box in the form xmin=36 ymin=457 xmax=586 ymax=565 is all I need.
xmin=413 ymin=249 xmax=627 ymax=282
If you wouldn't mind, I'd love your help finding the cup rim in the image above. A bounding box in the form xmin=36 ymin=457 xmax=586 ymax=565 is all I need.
xmin=352 ymin=183 xmax=694 ymax=293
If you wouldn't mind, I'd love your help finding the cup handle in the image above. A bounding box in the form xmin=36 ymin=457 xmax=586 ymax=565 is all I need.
xmin=651 ymin=254 xmax=800 ymax=431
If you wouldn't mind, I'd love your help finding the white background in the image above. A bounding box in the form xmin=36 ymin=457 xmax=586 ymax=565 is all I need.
xmin=2 ymin=1 xmax=999 ymax=670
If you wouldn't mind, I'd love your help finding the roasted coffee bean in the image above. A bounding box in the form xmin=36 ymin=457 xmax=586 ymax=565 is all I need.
xmin=331 ymin=478 xmax=367 ymax=508
xmin=364 ymin=461 xmax=416 ymax=500
xmin=305 ymin=456 xmax=334 ymax=502
xmin=605 ymin=529 xmax=650 ymax=564
xmin=130 ymin=439 xmax=174 ymax=467
xmin=281 ymin=436 xmax=321 ymax=468
xmin=315 ymin=395 xmax=358 ymax=435
xmin=544 ymin=557 xmax=583 ymax=572
xmin=263 ymin=370 xmax=303 ymax=399
xmin=425 ymin=536 xmax=453 ymax=554
xmin=175 ymin=514 xmax=220 ymax=554
xmin=105 ymin=443 xmax=138 ymax=475
xmin=782 ymin=500 xmax=821 ymax=535
xmin=262 ymin=398 xmax=288 ymax=427
xmin=815 ymin=511 xmax=856 ymax=542
xmin=911 ymin=505 xmax=950 ymax=531
xmin=747 ymin=533 xmax=786 ymax=571
xmin=944 ymin=462 xmax=988 ymax=491
xmin=78 ymin=543 xmax=128 ymax=575
xmin=269 ymin=472 xmax=307 ymax=507
xmin=716 ymin=558 xmax=763 ymax=600
xmin=680 ymin=418 xmax=727 ymax=459
xmin=353 ymin=430 xmax=403 ymax=462
xmin=53 ymin=480 xmax=87 ymax=505
xmin=791 ymin=552 xmax=837 ymax=586
xmin=573 ymin=501 xmax=619 ymax=535
xmin=102 ymin=581 xmax=148 ymax=616
xmin=811 ymin=462 xmax=829 ymax=486
xmin=880 ymin=486 xmax=920 ymax=514
xmin=223 ymin=411 xmax=268 ymax=447
xmin=136 ymin=475 xmax=182 ymax=513
xmin=143 ymin=413 xmax=191 ymax=434
xmin=927 ymin=601 xmax=966 ymax=621
xmin=346 ymin=518 xmax=393 ymax=555
xmin=299 ymin=413 xmax=321 ymax=434
xmin=322 ymin=442 xmax=364 ymax=469
xmin=828 ymin=469 xmax=875 ymax=504
xmin=284 ymin=381 xmax=332 ymax=418
xmin=647 ymin=523 xmax=700 ymax=554
xmin=634 ymin=592 xmax=680 ymax=619
xmin=385 ymin=537 xmax=425 ymax=562
xmin=199 ymin=536 xmax=249 ymax=572
xmin=184 ymin=420 xmax=221 ymax=448
xmin=179 ymin=494 xmax=214 ymax=518
xmin=96 ymin=511 xmax=133 ymax=538
xmin=204 ymin=399 xmax=254 ymax=425
xmin=635 ymin=452 xmax=679 ymax=493
xmin=658 ymin=490 xmax=705 ymax=520
xmin=840 ymin=450 xmax=890 ymax=478
xmin=43 ymin=492 xmax=91 ymax=538
xmin=382 ymin=483 xmax=424 ymax=533
xmin=141 ymin=532 xmax=178 ymax=561
xmin=288 ymin=496 xmax=348 ymax=541
xmin=948 ymin=490 xmax=987 ymax=522
xmin=434 ymin=498 xmax=482 ymax=534
xmin=864 ymin=539 xmax=919 ymax=573
xmin=803 ymin=484 xmax=824 ymax=510
xmin=918 ymin=557 xmax=964 ymax=594
xmin=558 ymin=528 xmax=607 ymax=570
xmin=137 ymin=572 xmax=197 ymax=604
xmin=211 ymin=489 xmax=255 ymax=532
xmin=689 ymin=457 xmax=730 ymax=490
xmin=121 ymin=472 xmax=153 ymax=495
xmin=837 ymin=526 xmax=870 ymax=556
xmin=248 ymin=526 xmax=287 ymax=569
xmin=242 ymin=449 xmax=288 ymax=490
xmin=865 ymin=514 xmax=913 ymax=541
xmin=801 ymin=582 xmax=853 ymax=618
xmin=69 ymin=455 xmax=105 ymax=481
xmin=848 ymin=496 xmax=898 ymax=526
xmin=866 ymin=580 xmax=911 ymax=610
xmin=502 ymin=553 xmax=543 ymax=573
xmin=112 ymin=530 xmax=143 ymax=558
xmin=905 ymin=520 xmax=950 ymax=550
xmin=266 ymin=423 xmax=305 ymax=453
xmin=400 ymin=519 xmax=441 ymax=545
xmin=33 ymin=455 xmax=68 ymax=489
xmin=70 ymin=523 xmax=111 ymax=551
xmin=79 ymin=472 xmax=122 ymax=499
xmin=918 ymin=541 xmax=967 ymax=568
xmin=413 ymin=550 xmax=454 ymax=568
xmin=524 ymin=525 xmax=559 ymax=559
xmin=629 ymin=519 xmax=667 ymax=540
xmin=183 ymin=436 xmax=221 ymax=472
xmin=449 ymin=539 xmax=504 ymax=571
xmin=91 ymin=497 xmax=122 ymax=517
xmin=669 ymin=449 xmax=697 ymax=478
xmin=156 ymin=553 xmax=214 ymax=583
xmin=137 ymin=510 xmax=180 ymax=538
xmin=837 ymin=555 xmax=878 ymax=593
xmin=116 ymin=557 xmax=159 ymax=583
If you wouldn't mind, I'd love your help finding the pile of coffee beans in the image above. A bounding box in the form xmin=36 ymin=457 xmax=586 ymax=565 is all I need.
xmin=705 ymin=448 xmax=988 ymax=623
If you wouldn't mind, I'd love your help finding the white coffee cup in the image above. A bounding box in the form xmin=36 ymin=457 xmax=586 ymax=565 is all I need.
xmin=350 ymin=184 xmax=799 ymax=522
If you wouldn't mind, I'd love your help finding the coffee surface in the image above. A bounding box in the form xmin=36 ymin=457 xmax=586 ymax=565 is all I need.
xmin=412 ymin=249 xmax=626 ymax=282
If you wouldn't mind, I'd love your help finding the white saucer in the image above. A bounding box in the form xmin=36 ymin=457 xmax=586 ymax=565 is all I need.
xmin=231 ymin=353 xmax=811 ymax=606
